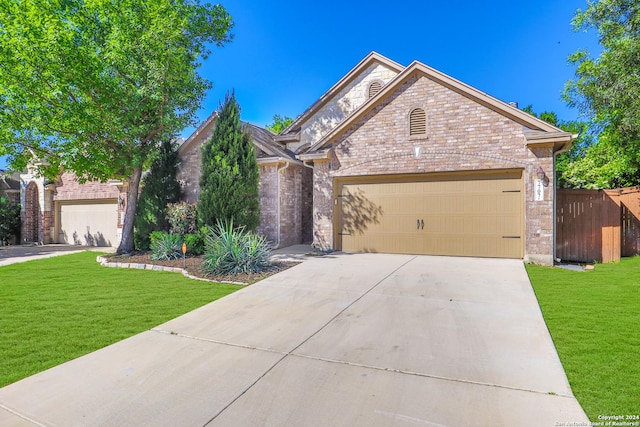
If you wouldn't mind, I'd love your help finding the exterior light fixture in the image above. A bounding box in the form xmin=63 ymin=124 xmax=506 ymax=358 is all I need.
xmin=536 ymin=166 xmax=549 ymax=187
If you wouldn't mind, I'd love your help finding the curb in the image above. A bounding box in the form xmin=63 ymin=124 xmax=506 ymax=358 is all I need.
xmin=95 ymin=256 xmax=247 ymax=286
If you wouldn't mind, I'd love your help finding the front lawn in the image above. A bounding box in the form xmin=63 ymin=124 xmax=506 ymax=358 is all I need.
xmin=0 ymin=251 xmax=240 ymax=387
xmin=526 ymin=257 xmax=640 ymax=420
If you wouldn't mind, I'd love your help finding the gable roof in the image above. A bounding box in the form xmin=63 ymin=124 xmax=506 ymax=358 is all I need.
xmin=276 ymin=52 xmax=404 ymax=141
xmin=0 ymin=171 xmax=20 ymax=193
xmin=304 ymin=59 xmax=573 ymax=154
xmin=178 ymin=111 xmax=297 ymax=161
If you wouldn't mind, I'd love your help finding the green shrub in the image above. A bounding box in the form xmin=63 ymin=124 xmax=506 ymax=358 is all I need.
xmin=0 ymin=197 xmax=21 ymax=245
xmin=167 ymin=202 xmax=198 ymax=236
xmin=202 ymin=220 xmax=272 ymax=275
xmin=183 ymin=230 xmax=205 ymax=256
xmin=133 ymin=138 xmax=182 ymax=250
xmin=150 ymin=231 xmax=183 ymax=261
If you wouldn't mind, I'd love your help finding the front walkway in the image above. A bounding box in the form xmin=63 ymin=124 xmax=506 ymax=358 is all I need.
xmin=0 ymin=253 xmax=588 ymax=426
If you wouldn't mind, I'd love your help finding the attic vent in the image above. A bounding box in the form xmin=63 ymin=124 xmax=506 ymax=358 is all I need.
xmin=368 ymin=81 xmax=382 ymax=98
xmin=409 ymin=108 xmax=427 ymax=136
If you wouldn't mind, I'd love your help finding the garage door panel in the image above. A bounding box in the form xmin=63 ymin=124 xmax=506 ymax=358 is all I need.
xmin=59 ymin=202 xmax=119 ymax=247
xmin=339 ymin=172 xmax=523 ymax=258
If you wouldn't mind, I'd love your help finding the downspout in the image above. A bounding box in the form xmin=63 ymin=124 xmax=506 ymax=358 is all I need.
xmin=302 ymin=160 xmax=315 ymax=248
xmin=275 ymin=161 xmax=291 ymax=249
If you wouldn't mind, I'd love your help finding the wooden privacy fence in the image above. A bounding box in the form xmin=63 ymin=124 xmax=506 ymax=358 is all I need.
xmin=556 ymin=187 xmax=640 ymax=263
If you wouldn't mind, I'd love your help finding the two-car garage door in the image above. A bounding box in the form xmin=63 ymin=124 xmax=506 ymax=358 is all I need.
xmin=336 ymin=171 xmax=523 ymax=258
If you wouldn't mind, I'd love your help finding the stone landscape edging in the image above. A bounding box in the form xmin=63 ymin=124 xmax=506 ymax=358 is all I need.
xmin=95 ymin=256 xmax=248 ymax=286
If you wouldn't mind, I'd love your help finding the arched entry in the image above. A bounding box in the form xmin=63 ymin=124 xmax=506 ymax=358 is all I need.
xmin=24 ymin=181 xmax=40 ymax=243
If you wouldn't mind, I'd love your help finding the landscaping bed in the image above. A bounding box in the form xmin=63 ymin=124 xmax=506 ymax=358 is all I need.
xmin=104 ymin=252 xmax=299 ymax=284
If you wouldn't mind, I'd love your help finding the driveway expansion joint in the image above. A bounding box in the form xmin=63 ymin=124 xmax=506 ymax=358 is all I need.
xmin=287 ymin=353 xmax=575 ymax=398
xmin=0 ymin=403 xmax=46 ymax=427
xmin=150 ymin=329 xmax=287 ymax=356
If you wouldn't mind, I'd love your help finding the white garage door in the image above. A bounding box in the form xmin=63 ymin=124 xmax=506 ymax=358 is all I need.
xmin=58 ymin=201 xmax=119 ymax=247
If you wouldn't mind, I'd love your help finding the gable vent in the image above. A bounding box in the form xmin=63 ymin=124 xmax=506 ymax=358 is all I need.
xmin=368 ymin=81 xmax=382 ymax=99
xmin=409 ymin=108 xmax=427 ymax=136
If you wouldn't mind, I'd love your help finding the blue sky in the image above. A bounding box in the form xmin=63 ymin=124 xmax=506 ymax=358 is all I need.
xmin=0 ymin=0 xmax=600 ymax=170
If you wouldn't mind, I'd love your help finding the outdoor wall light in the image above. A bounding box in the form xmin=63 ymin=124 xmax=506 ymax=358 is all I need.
xmin=536 ymin=166 xmax=549 ymax=186
xmin=414 ymin=146 xmax=421 ymax=158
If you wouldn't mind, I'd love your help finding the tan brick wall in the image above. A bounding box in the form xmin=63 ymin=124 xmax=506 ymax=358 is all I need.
xmin=301 ymin=165 xmax=313 ymax=243
xmin=53 ymin=172 xmax=119 ymax=201
xmin=257 ymin=164 xmax=278 ymax=242
xmin=312 ymin=159 xmax=334 ymax=250
xmin=178 ymin=127 xmax=212 ymax=203
xmin=311 ymin=74 xmax=555 ymax=263
xmin=256 ymin=163 xmax=310 ymax=248
xmin=278 ymin=165 xmax=303 ymax=247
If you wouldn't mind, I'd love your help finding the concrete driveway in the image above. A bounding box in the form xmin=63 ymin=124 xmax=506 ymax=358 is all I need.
xmin=0 ymin=253 xmax=588 ymax=426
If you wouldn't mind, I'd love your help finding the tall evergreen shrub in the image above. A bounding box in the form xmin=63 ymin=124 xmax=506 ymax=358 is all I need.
xmin=134 ymin=138 xmax=182 ymax=249
xmin=198 ymin=92 xmax=259 ymax=229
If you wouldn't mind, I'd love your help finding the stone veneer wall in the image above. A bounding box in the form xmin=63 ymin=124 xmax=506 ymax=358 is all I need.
xmin=291 ymin=63 xmax=399 ymax=153
xmin=311 ymin=73 xmax=555 ymax=264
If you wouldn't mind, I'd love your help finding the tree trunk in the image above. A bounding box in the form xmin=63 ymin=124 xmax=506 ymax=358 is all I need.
xmin=116 ymin=166 xmax=142 ymax=254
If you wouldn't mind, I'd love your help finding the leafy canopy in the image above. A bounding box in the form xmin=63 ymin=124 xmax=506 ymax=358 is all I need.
xmin=0 ymin=0 xmax=233 ymax=253
xmin=0 ymin=0 xmax=233 ymax=179
xmin=565 ymin=0 xmax=640 ymax=140
xmin=562 ymin=0 xmax=640 ymax=188
xmin=266 ymin=115 xmax=294 ymax=134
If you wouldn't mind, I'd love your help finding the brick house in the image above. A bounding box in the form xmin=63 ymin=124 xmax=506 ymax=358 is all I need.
xmin=0 ymin=170 xmax=20 ymax=206
xmin=18 ymin=52 xmax=571 ymax=264
xmin=19 ymin=167 xmax=127 ymax=246
xmin=177 ymin=113 xmax=313 ymax=248
xmin=271 ymin=52 xmax=571 ymax=265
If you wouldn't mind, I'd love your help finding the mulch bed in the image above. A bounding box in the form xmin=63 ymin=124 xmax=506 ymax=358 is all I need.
xmin=104 ymin=252 xmax=299 ymax=285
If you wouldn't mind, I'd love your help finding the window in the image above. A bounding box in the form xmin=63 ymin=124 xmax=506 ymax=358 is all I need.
xmin=368 ymin=81 xmax=382 ymax=99
xmin=409 ymin=108 xmax=426 ymax=136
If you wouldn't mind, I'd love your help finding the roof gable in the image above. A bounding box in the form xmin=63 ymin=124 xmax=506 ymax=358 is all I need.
xmin=277 ymin=52 xmax=404 ymax=140
xmin=306 ymin=60 xmax=572 ymax=153
xmin=178 ymin=112 xmax=296 ymax=161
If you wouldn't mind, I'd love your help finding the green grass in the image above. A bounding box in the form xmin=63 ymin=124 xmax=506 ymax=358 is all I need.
xmin=526 ymin=257 xmax=640 ymax=420
xmin=0 ymin=251 xmax=240 ymax=387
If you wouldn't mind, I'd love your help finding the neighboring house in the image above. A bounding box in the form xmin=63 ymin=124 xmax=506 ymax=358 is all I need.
xmin=19 ymin=167 xmax=127 ymax=246
xmin=17 ymin=52 xmax=572 ymax=264
xmin=0 ymin=170 xmax=20 ymax=205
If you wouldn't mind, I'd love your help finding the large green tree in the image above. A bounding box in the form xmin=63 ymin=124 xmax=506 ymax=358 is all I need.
xmin=565 ymin=0 xmax=640 ymax=140
xmin=0 ymin=0 xmax=233 ymax=253
xmin=265 ymin=114 xmax=294 ymax=134
xmin=522 ymin=105 xmax=596 ymax=187
xmin=134 ymin=137 xmax=182 ymax=250
xmin=562 ymin=0 xmax=640 ymax=188
xmin=198 ymin=93 xmax=259 ymax=229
